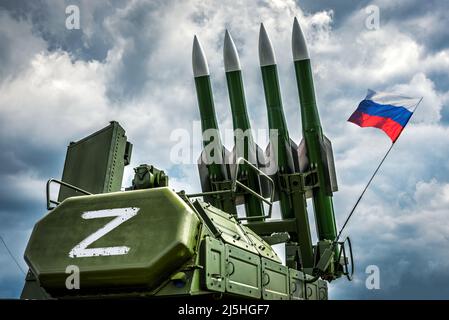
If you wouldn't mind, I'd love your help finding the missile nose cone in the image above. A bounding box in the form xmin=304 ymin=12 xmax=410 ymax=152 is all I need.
xmin=192 ymin=35 xmax=209 ymax=77
xmin=258 ymin=23 xmax=276 ymax=66
xmin=292 ymin=17 xmax=310 ymax=61
xmin=223 ymin=30 xmax=241 ymax=72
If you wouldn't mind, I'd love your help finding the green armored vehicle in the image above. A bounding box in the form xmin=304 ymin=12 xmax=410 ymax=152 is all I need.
xmin=21 ymin=19 xmax=353 ymax=300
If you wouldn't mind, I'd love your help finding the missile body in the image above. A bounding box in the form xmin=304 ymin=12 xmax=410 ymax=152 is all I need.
xmin=224 ymin=30 xmax=264 ymax=220
xmin=292 ymin=18 xmax=338 ymax=242
xmin=192 ymin=36 xmax=236 ymax=215
xmin=259 ymin=24 xmax=314 ymax=268
xmin=258 ymin=23 xmax=295 ymax=217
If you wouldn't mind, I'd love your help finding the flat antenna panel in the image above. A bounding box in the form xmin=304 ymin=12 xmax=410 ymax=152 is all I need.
xmin=58 ymin=121 xmax=132 ymax=202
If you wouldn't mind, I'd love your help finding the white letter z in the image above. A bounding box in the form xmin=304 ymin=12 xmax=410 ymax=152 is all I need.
xmin=69 ymin=207 xmax=139 ymax=258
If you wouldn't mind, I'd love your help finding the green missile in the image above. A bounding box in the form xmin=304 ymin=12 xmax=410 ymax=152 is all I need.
xmin=259 ymin=23 xmax=314 ymax=269
xmin=258 ymin=23 xmax=295 ymax=216
xmin=223 ymin=30 xmax=265 ymax=220
xmin=192 ymin=36 xmax=235 ymax=214
xmin=292 ymin=18 xmax=338 ymax=242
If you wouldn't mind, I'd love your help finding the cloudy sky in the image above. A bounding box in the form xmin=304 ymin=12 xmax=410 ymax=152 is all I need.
xmin=1 ymin=0 xmax=449 ymax=299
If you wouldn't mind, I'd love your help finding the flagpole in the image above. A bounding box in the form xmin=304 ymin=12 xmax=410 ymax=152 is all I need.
xmin=412 ymin=97 xmax=424 ymax=113
xmin=334 ymin=96 xmax=423 ymax=243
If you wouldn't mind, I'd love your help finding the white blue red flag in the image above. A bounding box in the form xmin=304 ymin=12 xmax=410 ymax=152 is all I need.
xmin=348 ymin=89 xmax=421 ymax=142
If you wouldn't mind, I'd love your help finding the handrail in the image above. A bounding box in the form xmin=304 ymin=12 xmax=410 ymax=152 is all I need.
xmin=46 ymin=179 xmax=92 ymax=210
xmin=185 ymin=157 xmax=275 ymax=221
xmin=232 ymin=157 xmax=275 ymax=221
xmin=186 ymin=190 xmax=233 ymax=198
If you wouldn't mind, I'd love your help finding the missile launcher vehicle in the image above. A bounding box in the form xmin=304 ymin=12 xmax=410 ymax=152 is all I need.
xmin=21 ymin=18 xmax=353 ymax=300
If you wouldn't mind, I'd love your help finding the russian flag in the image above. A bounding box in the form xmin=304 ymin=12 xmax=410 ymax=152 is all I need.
xmin=348 ymin=90 xmax=420 ymax=142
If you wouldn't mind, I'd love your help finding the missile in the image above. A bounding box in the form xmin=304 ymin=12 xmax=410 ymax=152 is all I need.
xmin=292 ymin=17 xmax=338 ymax=243
xmin=223 ymin=30 xmax=265 ymax=220
xmin=258 ymin=23 xmax=295 ymax=207
xmin=192 ymin=36 xmax=236 ymax=215
xmin=259 ymin=23 xmax=314 ymax=269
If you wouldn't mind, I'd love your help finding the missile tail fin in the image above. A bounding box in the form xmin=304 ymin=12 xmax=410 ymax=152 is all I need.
xmin=197 ymin=150 xmax=212 ymax=203
xmin=295 ymin=137 xmax=338 ymax=196
xmin=289 ymin=138 xmax=300 ymax=173
xmin=222 ymin=147 xmax=233 ymax=179
xmin=197 ymin=146 xmax=232 ymax=192
xmin=322 ymin=135 xmax=338 ymax=193
xmin=296 ymin=138 xmax=310 ymax=173
xmin=264 ymin=143 xmax=279 ymax=202
xmin=255 ymin=143 xmax=272 ymax=199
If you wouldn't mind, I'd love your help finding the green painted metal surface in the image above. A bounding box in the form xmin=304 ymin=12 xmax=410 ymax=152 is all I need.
xmin=194 ymin=75 xmax=226 ymax=180
xmin=200 ymin=201 xmax=280 ymax=263
xmin=21 ymin=271 xmax=51 ymax=300
xmin=194 ymin=76 xmax=220 ymax=134
xmin=261 ymin=257 xmax=289 ymax=300
xmin=225 ymin=244 xmax=261 ymax=299
xmin=194 ymin=75 xmax=236 ymax=215
xmin=281 ymin=173 xmax=314 ymax=270
xmin=288 ymin=268 xmax=306 ymax=300
xmin=225 ymin=70 xmax=264 ymax=220
xmin=318 ymin=280 xmax=328 ymax=300
xmin=260 ymin=63 xmax=316 ymax=271
xmin=293 ymin=59 xmax=338 ymax=242
xmin=261 ymin=64 xmax=295 ymax=178
xmin=58 ymin=121 xmax=131 ymax=202
xmin=25 ymin=188 xmax=200 ymax=293
xmin=201 ymin=236 xmax=226 ymax=293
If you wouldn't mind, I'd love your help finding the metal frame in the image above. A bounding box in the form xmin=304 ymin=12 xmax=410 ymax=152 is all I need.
xmin=187 ymin=157 xmax=275 ymax=222
xmin=46 ymin=178 xmax=92 ymax=210
xmin=192 ymin=200 xmax=222 ymax=239
xmin=232 ymin=157 xmax=275 ymax=221
xmin=186 ymin=190 xmax=232 ymax=198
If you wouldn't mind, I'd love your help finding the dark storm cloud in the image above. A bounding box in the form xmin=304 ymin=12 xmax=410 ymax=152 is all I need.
xmin=0 ymin=273 xmax=24 ymax=298
xmin=0 ymin=0 xmax=125 ymax=62
xmin=0 ymin=142 xmax=64 ymax=177
xmin=103 ymin=0 xmax=185 ymax=101
xmin=299 ymin=0 xmax=370 ymax=26
xmin=0 ymin=0 xmax=189 ymax=102
xmin=0 ymin=0 xmax=38 ymax=19
xmin=300 ymin=0 xmax=449 ymax=53
xmin=332 ymin=241 xmax=449 ymax=299
xmin=105 ymin=3 xmax=161 ymax=99
xmin=331 ymin=173 xmax=449 ymax=299
xmin=376 ymin=1 xmax=449 ymax=53
xmin=0 ymin=142 xmax=64 ymax=252
xmin=0 ymin=11 xmax=45 ymax=78
xmin=441 ymin=107 xmax=449 ymax=124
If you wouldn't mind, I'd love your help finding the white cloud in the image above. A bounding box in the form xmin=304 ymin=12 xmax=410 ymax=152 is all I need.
xmin=0 ymin=51 xmax=109 ymax=147
xmin=391 ymin=73 xmax=442 ymax=123
xmin=0 ymin=11 xmax=46 ymax=77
